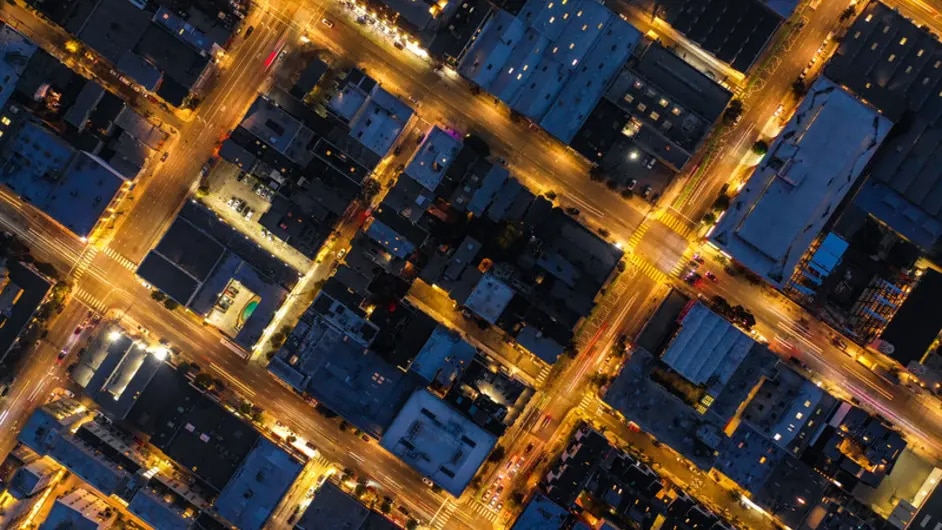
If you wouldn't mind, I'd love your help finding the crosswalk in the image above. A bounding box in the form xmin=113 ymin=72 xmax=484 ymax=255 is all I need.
xmin=74 ymin=287 xmax=107 ymax=313
xmin=627 ymin=254 xmax=670 ymax=284
xmin=467 ymin=499 xmax=498 ymax=523
xmin=578 ymin=392 xmax=597 ymax=412
xmin=430 ymin=501 xmax=459 ymax=530
xmin=625 ymin=218 xmax=654 ymax=253
xmin=535 ymin=364 xmax=552 ymax=387
xmin=71 ymin=247 xmax=98 ymax=281
xmin=102 ymin=246 xmax=138 ymax=271
xmin=656 ymin=210 xmax=696 ymax=239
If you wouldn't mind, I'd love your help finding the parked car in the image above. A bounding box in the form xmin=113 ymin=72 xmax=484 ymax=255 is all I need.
xmin=321 ymin=18 xmax=334 ymax=28
xmin=244 ymin=25 xmax=255 ymax=37
xmin=626 ymin=178 xmax=637 ymax=191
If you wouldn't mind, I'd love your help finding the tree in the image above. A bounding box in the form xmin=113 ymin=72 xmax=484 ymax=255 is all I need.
xmin=286 ymin=435 xmax=297 ymax=444
xmin=544 ymin=190 xmax=557 ymax=201
xmin=379 ymin=500 xmax=392 ymax=514
xmin=406 ymin=520 xmax=419 ymax=530
xmin=250 ymin=406 xmax=264 ymax=423
xmin=354 ymin=484 xmax=367 ymax=498
xmin=588 ymin=166 xmax=606 ymax=182
xmin=722 ymin=99 xmax=744 ymax=125
xmin=195 ymin=186 xmax=209 ymax=198
xmin=150 ymin=290 xmax=166 ymax=302
xmin=702 ymin=212 xmax=717 ymax=225
xmin=605 ymin=179 xmax=619 ymax=190
xmin=239 ymin=401 xmax=252 ymax=415
xmin=194 ymin=373 xmax=213 ymax=390
xmin=839 ymin=5 xmax=856 ymax=21
xmin=509 ymin=491 xmax=525 ymax=506
xmin=163 ymin=298 xmax=179 ymax=310
xmin=487 ymin=445 xmax=506 ymax=463
xmin=791 ymin=79 xmax=807 ymax=96
xmin=751 ymin=140 xmax=769 ymax=156
xmin=712 ymin=194 xmax=731 ymax=212
xmin=620 ymin=188 xmax=633 ymax=200
xmin=360 ymin=178 xmax=381 ymax=202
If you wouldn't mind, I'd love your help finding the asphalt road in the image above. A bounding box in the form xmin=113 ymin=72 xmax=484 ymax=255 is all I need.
xmin=1 ymin=0 xmax=942 ymax=529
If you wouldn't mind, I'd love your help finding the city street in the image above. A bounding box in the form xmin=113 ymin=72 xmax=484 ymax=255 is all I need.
xmin=1 ymin=0 xmax=942 ymax=529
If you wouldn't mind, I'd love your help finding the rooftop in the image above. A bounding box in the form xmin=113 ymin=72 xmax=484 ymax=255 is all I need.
xmin=827 ymin=2 xmax=942 ymax=250
xmin=602 ymin=42 xmax=732 ymax=170
xmin=39 ymin=488 xmax=114 ymax=530
xmin=458 ymin=0 xmax=641 ymax=143
xmin=241 ymin=95 xmax=316 ymax=166
xmin=409 ymin=325 xmax=477 ymax=388
xmin=464 ymin=273 xmax=515 ymax=324
xmin=380 ymin=388 xmax=498 ymax=496
xmin=0 ymin=25 xmax=37 ymax=111
xmin=267 ymin=300 xmax=417 ymax=437
xmin=0 ymin=118 xmax=130 ymax=238
xmin=72 ymin=332 xmax=163 ymax=420
xmin=637 ymin=0 xmax=786 ymax=72
xmin=295 ymin=481 xmax=398 ymax=530
xmin=77 ymin=0 xmax=152 ymax=63
xmin=331 ymin=72 xmax=414 ymax=158
xmin=880 ymin=269 xmax=942 ymax=365
xmin=511 ymin=493 xmax=571 ymax=530
xmin=661 ymin=302 xmax=754 ymax=387
xmin=214 ymin=438 xmax=303 ymax=530
xmin=0 ymin=260 xmax=53 ymax=364
xmin=710 ymin=78 xmax=892 ymax=287
xmin=135 ymin=23 xmax=210 ymax=90
xmin=404 ymin=127 xmax=463 ymax=191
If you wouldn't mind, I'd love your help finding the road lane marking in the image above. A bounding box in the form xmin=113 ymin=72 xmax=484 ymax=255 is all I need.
xmin=209 ymin=362 xmax=256 ymax=397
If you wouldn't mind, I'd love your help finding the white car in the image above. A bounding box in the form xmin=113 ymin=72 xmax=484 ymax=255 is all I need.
xmin=321 ymin=18 xmax=334 ymax=28
xmin=421 ymin=477 xmax=434 ymax=488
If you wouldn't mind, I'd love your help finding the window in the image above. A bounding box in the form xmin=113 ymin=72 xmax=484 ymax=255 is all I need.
xmin=773 ymin=433 xmax=782 ymax=441
xmin=0 ymin=117 xmax=9 ymax=126
xmin=888 ymin=54 xmax=896 ymax=62
xmin=649 ymin=111 xmax=660 ymax=121
xmin=671 ymin=107 xmax=682 ymax=116
xmin=549 ymin=16 xmax=555 ymax=23
xmin=658 ymin=98 xmax=668 ymax=107
xmin=624 ymin=94 xmax=634 ymax=103
xmin=918 ymin=49 xmax=925 ymax=57
xmin=569 ymin=42 xmax=575 ymax=49
xmin=795 ymin=412 xmax=804 ymax=420
xmin=853 ymin=31 xmax=861 ymax=39
xmin=905 ymin=65 xmax=913 ymax=73
xmin=803 ymin=400 xmax=811 ymax=407
xmin=900 ymin=37 xmax=908 ymax=45
xmin=581 ymin=24 xmax=588 ymax=31
xmin=759 ymin=456 xmax=767 ymax=464
xmin=637 ymin=103 xmax=647 ymax=112
xmin=865 ymin=14 xmax=872 ymax=22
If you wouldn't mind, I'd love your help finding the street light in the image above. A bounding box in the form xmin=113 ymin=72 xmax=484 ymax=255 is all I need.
xmin=107 ymin=330 xmax=122 ymax=342
xmin=150 ymin=347 xmax=169 ymax=361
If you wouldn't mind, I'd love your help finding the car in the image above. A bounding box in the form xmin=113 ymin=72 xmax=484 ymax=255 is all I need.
xmin=524 ymin=442 xmax=534 ymax=455
xmin=360 ymin=434 xmax=370 ymax=442
xmin=540 ymin=414 xmax=552 ymax=429
xmin=831 ymin=336 xmax=847 ymax=349
xmin=199 ymin=163 xmax=211 ymax=178
xmin=645 ymin=156 xmax=656 ymax=169
xmin=56 ymin=349 xmax=68 ymax=364
xmin=496 ymin=501 xmax=504 ymax=511
xmin=76 ymin=348 xmax=86 ymax=359
xmin=421 ymin=477 xmax=434 ymax=488
xmin=704 ymin=271 xmax=717 ymax=282
xmin=236 ymin=172 xmax=246 ymax=182
xmin=137 ymin=325 xmax=149 ymax=335
xmin=393 ymin=41 xmax=404 ymax=50
xmin=393 ymin=145 xmax=403 ymax=156
xmin=160 ymin=152 xmax=169 ymax=162
xmin=321 ymin=18 xmax=334 ymax=28
xmin=564 ymin=207 xmax=580 ymax=216
xmin=73 ymin=326 xmax=83 ymax=335
xmin=684 ymin=271 xmax=702 ymax=285
xmin=244 ymin=25 xmax=255 ymax=37
xmin=336 ymin=248 xmax=347 ymax=260
xmin=305 ymin=441 xmax=316 ymax=450
xmin=61 ymin=389 xmax=75 ymax=398
xmin=687 ymin=260 xmax=700 ymax=270
xmin=490 ymin=496 xmax=499 ymax=507
xmin=692 ymin=253 xmax=704 ymax=264
xmin=641 ymin=184 xmax=653 ymax=199
xmin=626 ymin=178 xmax=637 ymax=191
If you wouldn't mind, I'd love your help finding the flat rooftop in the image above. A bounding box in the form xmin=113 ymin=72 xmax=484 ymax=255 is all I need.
xmin=710 ymin=78 xmax=891 ymax=287
xmin=0 ymin=25 xmax=37 ymax=111
xmin=405 ymin=127 xmax=462 ymax=191
xmin=458 ymin=0 xmax=641 ymax=143
xmin=214 ymin=438 xmax=303 ymax=530
xmin=604 ymin=42 xmax=732 ymax=170
xmin=77 ymin=0 xmax=152 ymax=63
xmin=826 ymin=2 xmax=942 ymax=250
xmin=880 ymin=269 xmax=942 ymax=365
xmin=464 ymin=273 xmax=515 ymax=324
xmin=134 ymin=23 xmax=210 ymax=90
xmin=639 ymin=0 xmax=785 ymax=72
xmin=380 ymin=388 xmax=497 ymax=496
xmin=511 ymin=493 xmax=571 ymax=529
xmin=661 ymin=302 xmax=754 ymax=387
xmin=0 ymin=120 xmax=129 ymax=238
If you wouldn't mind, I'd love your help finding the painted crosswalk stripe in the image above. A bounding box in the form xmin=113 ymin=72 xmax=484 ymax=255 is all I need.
xmin=74 ymin=288 xmax=107 ymax=313
xmin=103 ymin=247 xmax=138 ymax=271
xmin=72 ymin=247 xmax=98 ymax=280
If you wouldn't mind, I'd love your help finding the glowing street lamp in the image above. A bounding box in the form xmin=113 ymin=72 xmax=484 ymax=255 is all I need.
xmin=107 ymin=330 xmax=122 ymax=342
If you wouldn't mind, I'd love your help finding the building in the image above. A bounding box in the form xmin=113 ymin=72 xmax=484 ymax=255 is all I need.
xmin=39 ymin=488 xmax=116 ymax=530
xmin=71 ymin=330 xmax=164 ymax=420
xmin=633 ymin=0 xmax=793 ymax=72
xmin=294 ymin=480 xmax=398 ymax=530
xmin=0 ymin=259 xmax=53 ymax=366
xmin=267 ymin=291 xmax=419 ymax=437
xmin=380 ymin=388 xmax=498 ymax=496
xmin=0 ymin=108 xmax=134 ymax=239
xmin=511 ymin=493 xmax=571 ymax=529
xmin=408 ymin=325 xmax=477 ymax=392
xmin=543 ymin=426 xmax=614 ymax=506
xmin=328 ymin=69 xmax=414 ymax=158
xmin=403 ymin=126 xmax=463 ymax=191
xmin=710 ymin=78 xmax=892 ymax=288
xmin=826 ymin=2 xmax=942 ymax=252
xmin=572 ymin=41 xmax=733 ymax=172
xmin=7 ymin=456 xmax=58 ymax=498
xmin=458 ymin=0 xmax=642 ymax=143
xmin=0 ymin=24 xmax=37 ymax=111
xmin=136 ymin=201 xmax=295 ymax=350
xmin=124 ymin=364 xmax=303 ymax=530
xmin=879 ymin=269 xmax=942 ymax=366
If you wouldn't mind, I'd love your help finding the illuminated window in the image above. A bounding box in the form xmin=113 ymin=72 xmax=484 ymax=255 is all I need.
xmin=581 ymin=24 xmax=588 ymax=31
xmin=759 ymin=456 xmax=767 ymax=464
xmin=0 ymin=116 xmax=9 ymax=126
xmin=773 ymin=433 xmax=782 ymax=441
xmin=624 ymin=94 xmax=634 ymax=103
xmin=649 ymin=111 xmax=659 ymax=121
xmin=577 ymin=9 xmax=582 ymax=16
xmin=549 ymin=16 xmax=555 ymax=23
xmin=803 ymin=400 xmax=811 ymax=407
xmin=671 ymin=107 xmax=681 ymax=116
xmin=900 ymin=37 xmax=908 ymax=45
xmin=569 ymin=42 xmax=575 ymax=49
xmin=918 ymin=49 xmax=925 ymax=57
xmin=865 ymin=14 xmax=872 ymax=22
xmin=658 ymin=98 xmax=668 ymax=107
xmin=795 ymin=412 xmax=804 ymax=420
xmin=888 ymin=54 xmax=896 ymax=62
xmin=508 ymin=67 xmax=514 ymax=74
